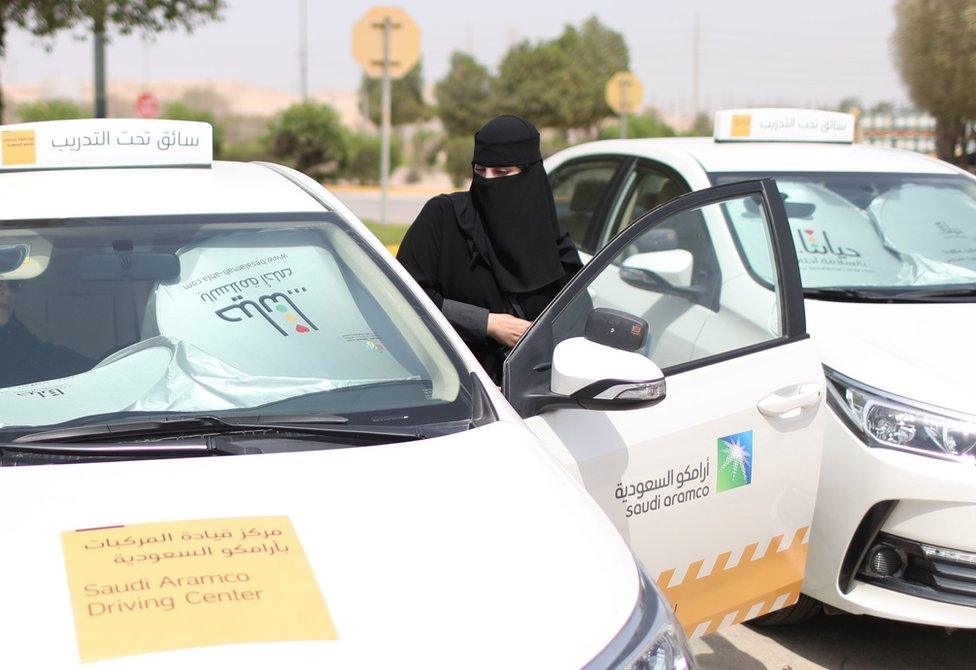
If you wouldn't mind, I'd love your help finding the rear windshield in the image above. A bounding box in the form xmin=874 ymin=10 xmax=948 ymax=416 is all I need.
xmin=711 ymin=172 xmax=976 ymax=292
xmin=0 ymin=212 xmax=468 ymax=432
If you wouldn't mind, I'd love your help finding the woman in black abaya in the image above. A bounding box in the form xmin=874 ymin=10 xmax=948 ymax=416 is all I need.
xmin=396 ymin=115 xmax=583 ymax=384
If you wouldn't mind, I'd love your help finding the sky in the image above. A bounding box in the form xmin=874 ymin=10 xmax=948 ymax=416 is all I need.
xmin=3 ymin=0 xmax=908 ymax=115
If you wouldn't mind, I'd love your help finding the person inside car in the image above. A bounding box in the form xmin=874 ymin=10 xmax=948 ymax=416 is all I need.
xmin=0 ymin=279 xmax=93 ymax=388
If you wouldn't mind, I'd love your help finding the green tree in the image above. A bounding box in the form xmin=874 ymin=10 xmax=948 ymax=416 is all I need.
xmin=65 ymin=1 xmax=224 ymax=117
xmin=684 ymin=112 xmax=712 ymax=137
xmin=342 ymin=131 xmax=402 ymax=184
xmin=494 ymin=16 xmax=628 ymax=136
xmin=0 ymin=2 xmax=76 ymax=123
xmin=837 ymin=97 xmax=864 ymax=113
xmin=893 ymin=0 xmax=976 ymax=163
xmin=359 ymin=61 xmax=430 ymax=127
xmin=16 ymin=98 xmax=87 ymax=122
xmin=600 ymin=109 xmax=676 ymax=140
xmin=162 ymin=101 xmax=224 ymax=158
xmin=443 ymin=135 xmax=473 ymax=188
xmin=435 ymin=51 xmax=494 ymax=136
xmin=266 ymin=102 xmax=348 ymax=181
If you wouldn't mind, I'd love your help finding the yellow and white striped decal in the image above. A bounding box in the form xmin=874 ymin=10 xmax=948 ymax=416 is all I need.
xmin=656 ymin=526 xmax=810 ymax=637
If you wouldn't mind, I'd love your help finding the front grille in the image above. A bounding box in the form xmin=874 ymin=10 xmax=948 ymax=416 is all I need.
xmin=857 ymin=532 xmax=976 ymax=608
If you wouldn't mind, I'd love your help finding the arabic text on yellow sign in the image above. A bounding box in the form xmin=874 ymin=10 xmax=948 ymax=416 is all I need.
xmin=61 ymin=515 xmax=338 ymax=663
xmin=2 ymin=130 xmax=36 ymax=165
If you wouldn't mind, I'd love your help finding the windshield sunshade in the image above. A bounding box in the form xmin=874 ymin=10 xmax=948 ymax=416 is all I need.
xmin=713 ymin=172 xmax=976 ymax=297
xmin=0 ymin=213 xmax=469 ymax=436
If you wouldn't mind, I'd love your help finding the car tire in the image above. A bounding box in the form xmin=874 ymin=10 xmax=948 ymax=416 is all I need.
xmin=748 ymin=594 xmax=823 ymax=627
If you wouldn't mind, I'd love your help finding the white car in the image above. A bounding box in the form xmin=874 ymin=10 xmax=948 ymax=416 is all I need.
xmin=0 ymin=119 xmax=826 ymax=667
xmin=546 ymin=108 xmax=976 ymax=629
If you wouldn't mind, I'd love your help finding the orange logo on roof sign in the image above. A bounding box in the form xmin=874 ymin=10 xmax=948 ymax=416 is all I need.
xmin=730 ymin=114 xmax=752 ymax=138
xmin=2 ymin=130 xmax=36 ymax=165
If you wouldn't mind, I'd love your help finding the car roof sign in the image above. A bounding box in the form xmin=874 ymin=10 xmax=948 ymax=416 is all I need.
xmin=714 ymin=108 xmax=855 ymax=144
xmin=0 ymin=118 xmax=213 ymax=172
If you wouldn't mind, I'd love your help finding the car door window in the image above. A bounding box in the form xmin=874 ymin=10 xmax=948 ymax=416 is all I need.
xmin=551 ymin=193 xmax=781 ymax=371
xmin=600 ymin=163 xmax=691 ymax=248
xmin=549 ymin=159 xmax=622 ymax=253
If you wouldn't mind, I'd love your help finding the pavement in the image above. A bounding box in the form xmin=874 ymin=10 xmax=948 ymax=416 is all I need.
xmin=692 ymin=613 xmax=975 ymax=669
xmin=327 ymin=184 xmax=434 ymax=225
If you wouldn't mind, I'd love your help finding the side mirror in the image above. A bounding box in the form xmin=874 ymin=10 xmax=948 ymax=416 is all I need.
xmin=551 ymin=337 xmax=666 ymax=410
xmin=619 ymin=249 xmax=711 ymax=306
xmin=621 ymin=249 xmax=693 ymax=288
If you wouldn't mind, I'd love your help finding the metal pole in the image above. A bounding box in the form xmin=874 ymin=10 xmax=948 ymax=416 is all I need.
xmin=620 ymin=79 xmax=629 ymax=139
xmin=380 ymin=16 xmax=392 ymax=227
xmin=94 ymin=20 xmax=107 ymax=118
xmin=299 ymin=0 xmax=309 ymax=101
xmin=692 ymin=13 xmax=700 ymax=117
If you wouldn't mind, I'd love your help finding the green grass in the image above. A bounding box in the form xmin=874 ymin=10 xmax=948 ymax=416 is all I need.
xmin=363 ymin=220 xmax=410 ymax=246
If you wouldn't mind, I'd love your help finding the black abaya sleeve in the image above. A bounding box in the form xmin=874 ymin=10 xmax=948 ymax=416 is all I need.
xmin=396 ymin=197 xmax=490 ymax=344
xmin=396 ymin=198 xmax=447 ymax=308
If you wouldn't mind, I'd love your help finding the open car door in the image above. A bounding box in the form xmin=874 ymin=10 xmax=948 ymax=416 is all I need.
xmin=505 ymin=179 xmax=826 ymax=637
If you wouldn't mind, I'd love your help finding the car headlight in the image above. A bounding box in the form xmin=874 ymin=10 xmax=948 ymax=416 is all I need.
xmin=585 ymin=565 xmax=694 ymax=670
xmin=825 ymin=366 xmax=976 ymax=462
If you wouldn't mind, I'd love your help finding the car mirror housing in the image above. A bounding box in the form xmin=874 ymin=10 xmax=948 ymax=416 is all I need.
xmin=621 ymin=249 xmax=693 ymax=288
xmin=551 ymin=337 xmax=666 ymax=411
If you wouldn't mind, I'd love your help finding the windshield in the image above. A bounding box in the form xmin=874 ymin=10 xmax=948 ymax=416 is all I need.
xmin=712 ymin=172 xmax=976 ymax=297
xmin=0 ymin=212 xmax=469 ymax=434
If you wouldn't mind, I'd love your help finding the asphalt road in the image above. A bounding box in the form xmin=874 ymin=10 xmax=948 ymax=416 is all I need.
xmin=691 ymin=613 xmax=976 ymax=669
xmin=330 ymin=188 xmax=429 ymax=225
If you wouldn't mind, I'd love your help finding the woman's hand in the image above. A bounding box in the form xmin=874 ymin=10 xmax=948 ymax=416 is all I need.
xmin=487 ymin=313 xmax=531 ymax=348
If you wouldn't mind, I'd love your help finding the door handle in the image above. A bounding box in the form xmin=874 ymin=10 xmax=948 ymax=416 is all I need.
xmin=757 ymin=384 xmax=822 ymax=417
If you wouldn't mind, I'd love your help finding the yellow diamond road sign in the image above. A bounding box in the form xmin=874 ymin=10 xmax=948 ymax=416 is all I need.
xmin=352 ymin=6 xmax=421 ymax=80
xmin=605 ymin=71 xmax=644 ymax=115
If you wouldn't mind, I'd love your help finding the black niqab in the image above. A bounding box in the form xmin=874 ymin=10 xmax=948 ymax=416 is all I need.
xmin=469 ymin=115 xmax=566 ymax=293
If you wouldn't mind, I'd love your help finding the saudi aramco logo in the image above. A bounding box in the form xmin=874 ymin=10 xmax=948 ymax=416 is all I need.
xmin=717 ymin=430 xmax=753 ymax=492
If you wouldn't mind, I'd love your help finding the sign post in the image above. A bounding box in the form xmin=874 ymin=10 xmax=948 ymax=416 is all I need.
xmin=352 ymin=7 xmax=421 ymax=226
xmin=135 ymin=92 xmax=160 ymax=119
xmin=605 ymin=71 xmax=644 ymax=140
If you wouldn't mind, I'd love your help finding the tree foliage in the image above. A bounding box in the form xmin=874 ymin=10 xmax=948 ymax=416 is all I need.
xmin=70 ymin=1 xmax=224 ymax=35
xmin=435 ymin=51 xmax=494 ymax=136
xmin=16 ymin=98 xmax=88 ymax=121
xmin=359 ymin=61 xmax=430 ymax=127
xmin=343 ymin=131 xmax=402 ymax=184
xmin=0 ymin=2 xmax=77 ymax=122
xmin=893 ymin=0 xmax=976 ymax=162
xmin=443 ymin=135 xmax=473 ymax=188
xmin=266 ymin=102 xmax=348 ymax=181
xmin=163 ymin=101 xmax=224 ymax=158
xmin=493 ymin=16 xmax=628 ymax=135
xmin=600 ymin=109 xmax=676 ymax=140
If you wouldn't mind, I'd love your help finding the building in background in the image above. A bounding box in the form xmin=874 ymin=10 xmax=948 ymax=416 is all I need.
xmin=860 ymin=110 xmax=936 ymax=154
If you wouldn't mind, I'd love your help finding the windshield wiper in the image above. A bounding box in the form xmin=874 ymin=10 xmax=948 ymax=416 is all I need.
xmin=884 ymin=286 xmax=976 ymax=301
xmin=12 ymin=413 xmax=424 ymax=445
xmin=803 ymin=287 xmax=903 ymax=302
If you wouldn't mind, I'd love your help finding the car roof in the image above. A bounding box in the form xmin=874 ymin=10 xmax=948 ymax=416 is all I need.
xmin=561 ymin=137 xmax=963 ymax=176
xmin=0 ymin=161 xmax=323 ymax=221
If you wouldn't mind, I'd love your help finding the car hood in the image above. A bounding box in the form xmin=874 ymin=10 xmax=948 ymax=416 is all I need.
xmin=806 ymin=299 xmax=976 ymax=414
xmin=0 ymin=421 xmax=637 ymax=669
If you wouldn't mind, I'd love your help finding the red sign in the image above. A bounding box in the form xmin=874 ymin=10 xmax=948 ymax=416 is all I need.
xmin=135 ymin=92 xmax=160 ymax=119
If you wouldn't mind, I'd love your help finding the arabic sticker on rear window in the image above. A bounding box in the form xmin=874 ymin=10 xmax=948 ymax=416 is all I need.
xmin=61 ymin=515 xmax=338 ymax=662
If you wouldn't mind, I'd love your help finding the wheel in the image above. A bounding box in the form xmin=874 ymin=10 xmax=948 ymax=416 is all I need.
xmin=749 ymin=594 xmax=823 ymax=627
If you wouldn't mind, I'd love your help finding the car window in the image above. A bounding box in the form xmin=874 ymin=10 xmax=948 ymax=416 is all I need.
xmin=714 ymin=172 xmax=976 ymax=291
xmin=550 ymin=159 xmax=620 ymax=252
xmin=550 ymin=194 xmax=783 ymax=371
xmin=0 ymin=213 xmax=470 ymax=432
xmin=601 ymin=163 xmax=690 ymax=247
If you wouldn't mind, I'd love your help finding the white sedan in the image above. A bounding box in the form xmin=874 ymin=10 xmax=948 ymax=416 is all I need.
xmin=0 ymin=118 xmax=827 ymax=667
xmin=547 ymin=108 xmax=976 ymax=629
